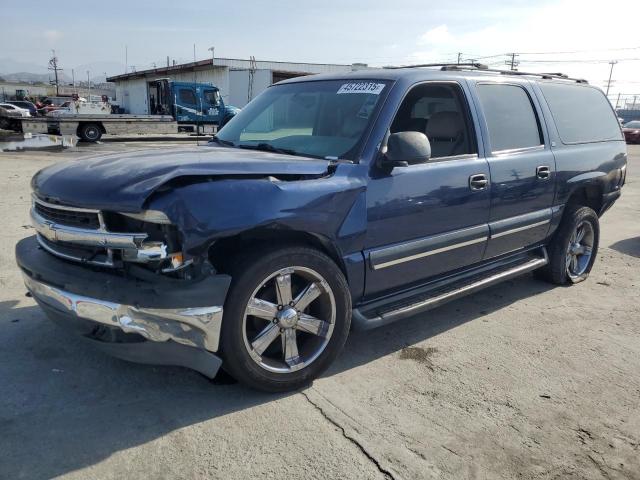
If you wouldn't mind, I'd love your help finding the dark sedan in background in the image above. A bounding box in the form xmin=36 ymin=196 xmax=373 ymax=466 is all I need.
xmin=623 ymin=120 xmax=640 ymax=144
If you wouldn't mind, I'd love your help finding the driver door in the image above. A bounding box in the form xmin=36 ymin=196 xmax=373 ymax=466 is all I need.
xmin=201 ymin=88 xmax=221 ymax=124
xmin=364 ymin=81 xmax=491 ymax=298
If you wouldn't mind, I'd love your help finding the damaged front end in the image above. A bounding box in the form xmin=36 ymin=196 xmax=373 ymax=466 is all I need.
xmin=31 ymin=195 xmax=194 ymax=276
xmin=19 ymin=146 xmax=365 ymax=379
xmin=18 ymin=194 xmax=231 ymax=378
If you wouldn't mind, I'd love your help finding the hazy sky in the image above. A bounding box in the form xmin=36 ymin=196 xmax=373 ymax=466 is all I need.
xmin=1 ymin=0 xmax=638 ymax=97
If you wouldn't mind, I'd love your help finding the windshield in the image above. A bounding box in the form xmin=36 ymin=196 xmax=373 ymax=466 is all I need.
xmin=624 ymin=121 xmax=640 ymax=128
xmin=216 ymin=79 xmax=391 ymax=160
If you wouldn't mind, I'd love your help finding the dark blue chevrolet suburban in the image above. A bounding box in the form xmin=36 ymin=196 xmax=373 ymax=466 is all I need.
xmin=16 ymin=64 xmax=627 ymax=391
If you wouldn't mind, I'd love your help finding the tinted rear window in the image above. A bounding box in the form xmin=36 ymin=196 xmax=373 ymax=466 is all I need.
xmin=539 ymin=83 xmax=622 ymax=144
xmin=477 ymin=84 xmax=542 ymax=152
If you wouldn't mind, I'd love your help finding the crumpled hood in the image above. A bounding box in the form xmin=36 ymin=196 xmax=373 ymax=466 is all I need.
xmin=32 ymin=145 xmax=331 ymax=211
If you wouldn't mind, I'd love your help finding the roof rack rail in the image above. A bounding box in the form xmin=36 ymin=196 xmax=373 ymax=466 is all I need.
xmin=383 ymin=62 xmax=588 ymax=84
xmin=490 ymin=68 xmax=588 ymax=83
xmin=384 ymin=62 xmax=488 ymax=70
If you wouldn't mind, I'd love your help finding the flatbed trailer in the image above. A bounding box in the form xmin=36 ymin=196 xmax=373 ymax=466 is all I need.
xmin=20 ymin=114 xmax=185 ymax=142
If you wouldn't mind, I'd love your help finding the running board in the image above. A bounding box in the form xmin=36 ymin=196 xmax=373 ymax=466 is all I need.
xmin=352 ymin=250 xmax=548 ymax=330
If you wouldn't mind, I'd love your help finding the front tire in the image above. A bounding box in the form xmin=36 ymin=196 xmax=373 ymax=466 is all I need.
xmin=220 ymin=246 xmax=351 ymax=392
xmin=539 ymin=205 xmax=599 ymax=285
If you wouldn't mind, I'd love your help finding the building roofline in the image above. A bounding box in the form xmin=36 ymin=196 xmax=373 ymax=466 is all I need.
xmin=106 ymin=57 xmax=356 ymax=82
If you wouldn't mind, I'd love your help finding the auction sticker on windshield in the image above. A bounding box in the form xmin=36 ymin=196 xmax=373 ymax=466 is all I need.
xmin=337 ymin=82 xmax=385 ymax=95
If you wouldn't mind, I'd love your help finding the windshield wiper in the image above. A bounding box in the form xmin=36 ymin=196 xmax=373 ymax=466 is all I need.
xmin=237 ymin=143 xmax=298 ymax=155
xmin=209 ymin=135 xmax=235 ymax=147
xmin=237 ymin=143 xmax=323 ymax=159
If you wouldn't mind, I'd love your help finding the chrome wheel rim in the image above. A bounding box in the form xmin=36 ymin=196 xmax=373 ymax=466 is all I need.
xmin=566 ymin=220 xmax=594 ymax=279
xmin=242 ymin=266 xmax=336 ymax=373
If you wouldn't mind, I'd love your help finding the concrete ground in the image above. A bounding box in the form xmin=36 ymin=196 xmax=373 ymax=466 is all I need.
xmin=0 ymin=140 xmax=638 ymax=480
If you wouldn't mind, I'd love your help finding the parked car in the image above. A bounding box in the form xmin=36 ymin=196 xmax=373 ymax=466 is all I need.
xmin=5 ymin=100 xmax=38 ymax=117
xmin=16 ymin=65 xmax=627 ymax=392
xmin=0 ymin=105 xmax=23 ymax=130
xmin=622 ymin=120 xmax=640 ymax=144
xmin=0 ymin=103 xmax=31 ymax=117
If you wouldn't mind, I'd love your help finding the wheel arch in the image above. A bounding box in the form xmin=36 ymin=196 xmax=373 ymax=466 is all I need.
xmin=208 ymin=228 xmax=348 ymax=279
xmin=565 ymin=182 xmax=604 ymax=215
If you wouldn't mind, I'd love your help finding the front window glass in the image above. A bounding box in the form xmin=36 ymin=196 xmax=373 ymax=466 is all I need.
xmin=624 ymin=121 xmax=640 ymax=128
xmin=217 ymin=80 xmax=391 ymax=160
xmin=390 ymin=83 xmax=477 ymax=158
xmin=204 ymin=90 xmax=220 ymax=106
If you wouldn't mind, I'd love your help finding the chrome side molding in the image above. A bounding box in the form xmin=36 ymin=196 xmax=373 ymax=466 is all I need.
xmin=490 ymin=219 xmax=550 ymax=239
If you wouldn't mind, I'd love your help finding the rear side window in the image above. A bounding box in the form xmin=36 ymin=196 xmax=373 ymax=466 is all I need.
xmin=477 ymin=84 xmax=542 ymax=152
xmin=539 ymin=83 xmax=622 ymax=144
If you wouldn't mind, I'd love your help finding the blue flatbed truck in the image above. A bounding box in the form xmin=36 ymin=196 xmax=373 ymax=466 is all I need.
xmin=20 ymin=79 xmax=240 ymax=142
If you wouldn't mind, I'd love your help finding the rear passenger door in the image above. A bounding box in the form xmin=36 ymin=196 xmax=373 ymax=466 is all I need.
xmin=471 ymin=81 xmax=556 ymax=259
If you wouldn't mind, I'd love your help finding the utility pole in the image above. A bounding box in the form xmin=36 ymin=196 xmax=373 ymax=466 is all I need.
xmin=505 ymin=53 xmax=519 ymax=71
xmin=71 ymin=69 xmax=76 ymax=95
xmin=606 ymin=60 xmax=618 ymax=96
xmin=87 ymin=70 xmax=91 ymax=100
xmin=125 ymin=45 xmax=128 ymax=73
xmin=457 ymin=52 xmax=463 ymax=64
xmin=48 ymin=50 xmax=62 ymax=96
xmin=208 ymin=46 xmax=215 ymax=66
xmin=248 ymin=55 xmax=257 ymax=102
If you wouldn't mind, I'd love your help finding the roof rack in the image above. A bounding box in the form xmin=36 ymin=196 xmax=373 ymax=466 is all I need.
xmin=385 ymin=62 xmax=489 ymax=70
xmin=384 ymin=62 xmax=588 ymax=84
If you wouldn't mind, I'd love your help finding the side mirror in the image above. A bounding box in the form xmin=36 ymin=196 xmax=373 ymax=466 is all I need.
xmin=382 ymin=131 xmax=431 ymax=169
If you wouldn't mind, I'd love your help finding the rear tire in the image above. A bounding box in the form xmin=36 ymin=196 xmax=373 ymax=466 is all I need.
xmin=537 ymin=205 xmax=599 ymax=285
xmin=78 ymin=123 xmax=102 ymax=142
xmin=220 ymin=246 xmax=351 ymax=392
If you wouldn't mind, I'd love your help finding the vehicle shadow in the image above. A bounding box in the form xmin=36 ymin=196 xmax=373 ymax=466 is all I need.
xmin=609 ymin=236 xmax=640 ymax=258
xmin=0 ymin=274 xmax=553 ymax=479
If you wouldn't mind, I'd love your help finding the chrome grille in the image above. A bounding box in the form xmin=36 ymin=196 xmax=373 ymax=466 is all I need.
xmin=34 ymin=201 xmax=100 ymax=229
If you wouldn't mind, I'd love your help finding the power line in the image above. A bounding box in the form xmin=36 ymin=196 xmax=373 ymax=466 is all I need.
xmin=519 ymin=58 xmax=640 ymax=64
xmin=517 ymin=46 xmax=640 ymax=55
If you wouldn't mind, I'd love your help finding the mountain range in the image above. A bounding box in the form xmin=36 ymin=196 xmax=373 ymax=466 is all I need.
xmin=0 ymin=58 xmax=126 ymax=84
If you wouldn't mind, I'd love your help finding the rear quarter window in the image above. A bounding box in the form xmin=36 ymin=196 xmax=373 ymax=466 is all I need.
xmin=539 ymin=83 xmax=622 ymax=144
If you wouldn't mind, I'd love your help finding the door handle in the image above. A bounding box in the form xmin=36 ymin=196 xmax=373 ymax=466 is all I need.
xmin=536 ymin=165 xmax=551 ymax=180
xmin=469 ymin=173 xmax=488 ymax=191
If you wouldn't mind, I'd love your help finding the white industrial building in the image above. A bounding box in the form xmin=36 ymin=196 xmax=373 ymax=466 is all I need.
xmin=106 ymin=57 xmax=368 ymax=114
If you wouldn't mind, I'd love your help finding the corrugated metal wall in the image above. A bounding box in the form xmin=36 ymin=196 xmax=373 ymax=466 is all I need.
xmin=228 ymin=70 xmax=272 ymax=107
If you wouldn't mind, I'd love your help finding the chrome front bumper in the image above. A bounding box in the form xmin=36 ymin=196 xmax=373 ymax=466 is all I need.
xmin=23 ymin=273 xmax=224 ymax=352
